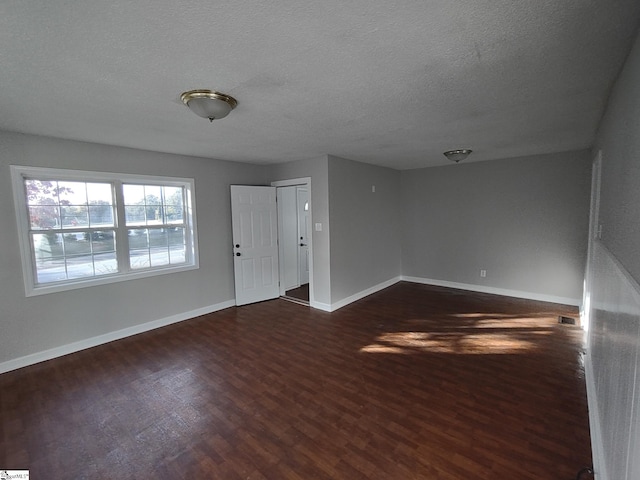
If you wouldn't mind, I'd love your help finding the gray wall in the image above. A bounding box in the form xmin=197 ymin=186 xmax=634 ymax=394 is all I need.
xmin=327 ymin=155 xmax=402 ymax=302
xmin=587 ymin=30 xmax=640 ymax=480
xmin=268 ymin=155 xmax=403 ymax=307
xmin=0 ymin=131 xmax=267 ymax=365
xmin=401 ymin=151 xmax=592 ymax=302
xmin=267 ymin=155 xmax=331 ymax=307
xmin=0 ymin=127 xmax=600 ymax=368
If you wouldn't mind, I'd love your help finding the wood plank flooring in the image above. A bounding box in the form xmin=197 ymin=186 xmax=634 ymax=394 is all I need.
xmin=284 ymin=283 xmax=310 ymax=303
xmin=0 ymin=282 xmax=592 ymax=479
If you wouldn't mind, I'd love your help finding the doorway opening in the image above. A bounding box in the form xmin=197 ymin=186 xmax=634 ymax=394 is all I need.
xmin=284 ymin=283 xmax=310 ymax=304
xmin=273 ymin=178 xmax=312 ymax=306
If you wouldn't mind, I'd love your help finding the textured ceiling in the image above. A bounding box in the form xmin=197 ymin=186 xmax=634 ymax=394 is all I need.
xmin=1 ymin=1 xmax=639 ymax=169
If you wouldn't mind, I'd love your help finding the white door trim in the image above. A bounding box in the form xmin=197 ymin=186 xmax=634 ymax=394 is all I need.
xmin=276 ymin=186 xmax=299 ymax=294
xmin=581 ymin=150 xmax=602 ymax=332
xmin=272 ymin=177 xmax=313 ymax=305
xmin=296 ymin=186 xmax=310 ymax=285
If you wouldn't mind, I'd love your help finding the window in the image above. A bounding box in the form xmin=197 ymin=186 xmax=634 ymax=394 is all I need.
xmin=11 ymin=166 xmax=198 ymax=296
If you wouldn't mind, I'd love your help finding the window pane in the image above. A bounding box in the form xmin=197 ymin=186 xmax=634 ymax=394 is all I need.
xmin=167 ymin=211 xmax=184 ymax=224
xmin=130 ymin=251 xmax=150 ymax=269
xmin=165 ymin=187 xmax=184 ymax=224
xmin=35 ymin=258 xmax=68 ymax=284
xmin=89 ymin=204 xmax=114 ymax=227
xmin=169 ymin=228 xmax=186 ymax=264
xmin=33 ymin=233 xmax=65 ymax=283
xmin=168 ymin=228 xmax=185 ymax=247
xmin=87 ymin=183 xmax=114 ymax=227
xmin=145 ymin=184 xmax=163 ymax=225
xmin=125 ymin=205 xmax=146 ymax=225
xmin=124 ymin=184 xmax=158 ymax=226
xmin=164 ymin=187 xmax=182 ymax=206
xmin=151 ymin=250 xmax=170 ymax=267
xmin=94 ymin=251 xmax=117 ymax=276
xmin=65 ymin=254 xmax=96 ymax=280
xmin=164 ymin=186 xmax=184 ymax=225
xmin=63 ymin=233 xmax=91 ymax=255
xmin=128 ymin=228 xmax=178 ymax=268
xmin=60 ymin=205 xmax=89 ymax=228
xmin=124 ymin=184 xmax=186 ymax=227
xmin=90 ymin=231 xmax=115 ymax=253
xmin=86 ymin=183 xmax=112 ymax=203
xmin=123 ymin=184 xmax=145 ymax=204
xmin=58 ymin=181 xmax=87 ymax=204
xmin=148 ymin=228 xmax=167 ymax=248
xmin=149 ymin=229 xmax=169 ymax=267
xmin=129 ymin=229 xmax=150 ymax=270
xmin=144 ymin=185 xmax=162 ymax=205
xmin=25 ymin=179 xmax=61 ymax=206
xmin=145 ymin=205 xmax=162 ymax=224
xmin=33 ymin=233 xmax=63 ymax=261
xmin=32 ymin=230 xmax=119 ymax=284
xmin=29 ymin=205 xmax=60 ymax=230
xmin=128 ymin=228 xmax=148 ymax=249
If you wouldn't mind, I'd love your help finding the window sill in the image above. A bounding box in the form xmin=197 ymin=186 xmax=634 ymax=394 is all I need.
xmin=26 ymin=262 xmax=199 ymax=297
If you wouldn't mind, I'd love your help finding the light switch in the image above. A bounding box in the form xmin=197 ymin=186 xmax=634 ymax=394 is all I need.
xmin=315 ymin=223 xmax=322 ymax=231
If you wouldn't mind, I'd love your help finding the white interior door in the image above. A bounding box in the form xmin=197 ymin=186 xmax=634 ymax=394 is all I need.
xmin=297 ymin=187 xmax=310 ymax=285
xmin=277 ymin=186 xmax=299 ymax=293
xmin=231 ymin=185 xmax=280 ymax=306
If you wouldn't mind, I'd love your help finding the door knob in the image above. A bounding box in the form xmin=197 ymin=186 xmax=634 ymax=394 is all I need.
xmin=300 ymin=243 xmax=307 ymax=246
xmin=235 ymin=252 xmax=241 ymax=256
xmin=235 ymin=244 xmax=240 ymax=248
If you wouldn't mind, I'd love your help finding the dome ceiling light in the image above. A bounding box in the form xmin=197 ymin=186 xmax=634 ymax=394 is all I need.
xmin=180 ymin=89 xmax=238 ymax=122
xmin=443 ymin=149 xmax=472 ymax=163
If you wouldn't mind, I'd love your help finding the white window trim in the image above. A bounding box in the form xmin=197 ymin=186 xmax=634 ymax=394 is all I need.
xmin=11 ymin=165 xmax=199 ymax=297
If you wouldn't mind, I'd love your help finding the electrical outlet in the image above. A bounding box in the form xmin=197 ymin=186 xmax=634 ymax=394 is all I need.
xmin=480 ymin=269 xmax=487 ymax=278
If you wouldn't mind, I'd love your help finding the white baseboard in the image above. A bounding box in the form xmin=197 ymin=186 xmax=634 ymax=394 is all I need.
xmin=310 ymin=300 xmax=332 ymax=312
xmin=0 ymin=278 xmax=580 ymax=374
xmin=315 ymin=275 xmax=579 ymax=313
xmin=402 ymin=276 xmax=581 ymax=306
xmin=585 ymin=352 xmax=607 ymax=480
xmin=0 ymin=299 xmax=236 ymax=375
xmin=327 ymin=276 xmax=402 ymax=312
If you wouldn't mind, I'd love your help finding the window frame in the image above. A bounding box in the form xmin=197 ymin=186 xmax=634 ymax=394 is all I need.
xmin=11 ymin=165 xmax=199 ymax=297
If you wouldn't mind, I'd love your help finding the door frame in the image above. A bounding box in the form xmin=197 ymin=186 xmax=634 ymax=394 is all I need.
xmin=296 ymin=186 xmax=310 ymax=285
xmin=582 ymin=150 xmax=602 ymax=333
xmin=272 ymin=177 xmax=313 ymax=305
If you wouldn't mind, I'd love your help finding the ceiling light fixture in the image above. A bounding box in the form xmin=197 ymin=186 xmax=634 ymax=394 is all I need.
xmin=180 ymin=89 xmax=238 ymax=122
xmin=443 ymin=149 xmax=472 ymax=163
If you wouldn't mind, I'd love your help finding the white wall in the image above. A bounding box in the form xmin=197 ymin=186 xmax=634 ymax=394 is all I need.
xmin=586 ymin=31 xmax=640 ymax=480
xmin=586 ymin=241 xmax=640 ymax=480
xmin=0 ymin=131 xmax=267 ymax=370
xmin=400 ymin=151 xmax=592 ymax=304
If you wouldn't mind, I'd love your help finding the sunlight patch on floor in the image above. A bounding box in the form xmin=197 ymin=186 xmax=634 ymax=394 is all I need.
xmin=360 ymin=319 xmax=553 ymax=354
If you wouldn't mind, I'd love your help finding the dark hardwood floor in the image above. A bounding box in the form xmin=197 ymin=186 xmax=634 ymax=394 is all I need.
xmin=0 ymin=282 xmax=592 ymax=479
xmin=284 ymin=283 xmax=310 ymax=303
